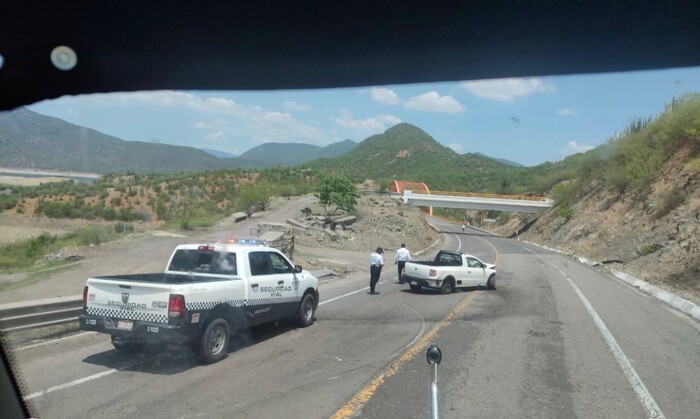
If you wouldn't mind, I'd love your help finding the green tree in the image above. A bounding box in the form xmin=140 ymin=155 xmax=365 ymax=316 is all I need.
xmin=315 ymin=173 xmax=359 ymax=216
xmin=235 ymin=183 xmax=272 ymax=217
xmin=173 ymin=187 xmax=200 ymax=230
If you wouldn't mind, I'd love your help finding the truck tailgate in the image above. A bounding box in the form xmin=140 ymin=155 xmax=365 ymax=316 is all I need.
xmin=85 ymin=278 xmax=172 ymax=324
xmin=404 ymin=262 xmax=435 ymax=280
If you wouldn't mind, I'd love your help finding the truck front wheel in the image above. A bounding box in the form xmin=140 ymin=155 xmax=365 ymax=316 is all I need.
xmin=487 ymin=275 xmax=496 ymax=290
xmin=297 ymin=293 xmax=316 ymax=327
xmin=409 ymin=284 xmax=421 ymax=292
xmin=199 ymin=318 xmax=230 ymax=364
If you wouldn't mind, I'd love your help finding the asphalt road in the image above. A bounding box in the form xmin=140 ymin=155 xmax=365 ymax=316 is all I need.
xmin=11 ymin=217 xmax=700 ymax=418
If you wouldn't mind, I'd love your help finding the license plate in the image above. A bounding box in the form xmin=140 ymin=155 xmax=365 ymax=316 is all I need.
xmin=117 ymin=320 xmax=133 ymax=331
xmin=410 ymin=281 xmax=416 ymax=285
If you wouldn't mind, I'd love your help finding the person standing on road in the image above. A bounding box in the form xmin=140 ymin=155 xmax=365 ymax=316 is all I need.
xmin=462 ymin=223 xmax=466 ymax=232
xmin=369 ymin=247 xmax=384 ymax=294
xmin=394 ymin=243 xmax=411 ymax=284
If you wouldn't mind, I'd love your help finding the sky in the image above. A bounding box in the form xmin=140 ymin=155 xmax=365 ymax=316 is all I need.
xmin=28 ymin=66 xmax=700 ymax=167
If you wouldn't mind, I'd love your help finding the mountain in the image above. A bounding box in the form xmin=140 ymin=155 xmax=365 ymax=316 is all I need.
xmin=314 ymin=139 xmax=357 ymax=159
xmin=238 ymin=139 xmax=356 ymax=166
xmin=474 ymin=152 xmax=524 ymax=167
xmin=199 ymin=148 xmax=238 ymax=158
xmin=0 ymin=108 xmax=264 ymax=173
xmin=307 ymin=123 xmax=514 ymax=191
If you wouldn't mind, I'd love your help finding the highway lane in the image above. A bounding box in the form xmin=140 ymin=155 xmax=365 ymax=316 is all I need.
xmin=353 ymin=218 xmax=700 ymax=418
xmin=11 ymin=217 xmax=700 ymax=418
xmin=13 ymin=256 xmax=471 ymax=418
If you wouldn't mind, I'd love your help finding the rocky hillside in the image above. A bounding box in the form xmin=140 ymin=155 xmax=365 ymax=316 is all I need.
xmin=490 ymin=95 xmax=700 ymax=304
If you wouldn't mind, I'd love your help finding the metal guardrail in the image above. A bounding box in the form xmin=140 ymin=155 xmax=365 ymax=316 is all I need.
xmin=0 ymin=295 xmax=82 ymax=333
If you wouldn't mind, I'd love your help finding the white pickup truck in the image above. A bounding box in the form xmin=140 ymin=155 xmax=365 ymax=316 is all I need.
xmin=79 ymin=241 xmax=319 ymax=364
xmin=402 ymin=250 xmax=496 ymax=294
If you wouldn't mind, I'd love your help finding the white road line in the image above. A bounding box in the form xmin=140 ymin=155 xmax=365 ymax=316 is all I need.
xmin=319 ymin=280 xmax=388 ymax=306
xmin=23 ymin=368 xmax=121 ymax=401
xmin=387 ymin=304 xmax=427 ymax=360
xmin=16 ymin=332 xmax=96 ymax=351
xmin=546 ymin=261 xmax=666 ymax=419
xmin=455 ymin=233 xmax=462 ymax=252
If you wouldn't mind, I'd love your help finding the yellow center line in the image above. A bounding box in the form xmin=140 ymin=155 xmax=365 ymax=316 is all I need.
xmin=330 ymin=291 xmax=477 ymax=419
xmin=475 ymin=235 xmax=500 ymax=266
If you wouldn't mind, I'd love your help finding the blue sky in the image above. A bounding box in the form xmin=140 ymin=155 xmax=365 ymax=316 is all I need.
xmin=28 ymin=66 xmax=700 ymax=166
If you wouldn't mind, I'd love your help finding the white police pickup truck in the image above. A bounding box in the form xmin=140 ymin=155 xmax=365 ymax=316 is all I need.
xmin=402 ymin=250 xmax=496 ymax=294
xmin=79 ymin=240 xmax=319 ymax=364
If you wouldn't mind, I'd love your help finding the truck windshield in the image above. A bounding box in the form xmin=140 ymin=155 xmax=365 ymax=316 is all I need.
xmin=168 ymin=250 xmax=237 ymax=275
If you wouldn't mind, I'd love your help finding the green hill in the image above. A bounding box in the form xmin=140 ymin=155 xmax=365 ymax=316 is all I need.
xmin=307 ymin=123 xmax=514 ymax=192
xmin=0 ymin=108 xmax=265 ymax=173
xmin=238 ymin=139 xmax=356 ymax=166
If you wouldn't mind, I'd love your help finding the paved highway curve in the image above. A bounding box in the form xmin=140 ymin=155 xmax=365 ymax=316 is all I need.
xmin=12 ymin=218 xmax=700 ymax=418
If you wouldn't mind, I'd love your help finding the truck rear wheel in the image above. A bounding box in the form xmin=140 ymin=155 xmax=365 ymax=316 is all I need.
xmin=440 ymin=279 xmax=454 ymax=294
xmin=297 ymin=293 xmax=316 ymax=327
xmin=199 ymin=318 xmax=230 ymax=364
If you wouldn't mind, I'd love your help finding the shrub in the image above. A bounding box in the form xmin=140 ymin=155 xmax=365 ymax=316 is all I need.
xmin=115 ymin=222 xmax=134 ymax=233
xmin=636 ymin=243 xmax=660 ymax=257
xmin=557 ymin=206 xmax=574 ymax=220
xmin=652 ymin=188 xmax=687 ymax=220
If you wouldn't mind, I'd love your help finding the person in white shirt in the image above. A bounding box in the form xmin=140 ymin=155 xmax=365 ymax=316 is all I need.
xmin=369 ymin=247 xmax=384 ymax=294
xmin=394 ymin=243 xmax=411 ymax=284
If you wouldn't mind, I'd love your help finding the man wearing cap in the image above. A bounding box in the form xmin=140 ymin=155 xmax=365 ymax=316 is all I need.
xmin=394 ymin=243 xmax=411 ymax=284
xmin=369 ymin=247 xmax=384 ymax=295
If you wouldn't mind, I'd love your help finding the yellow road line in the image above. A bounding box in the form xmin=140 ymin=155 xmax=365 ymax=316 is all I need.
xmin=475 ymin=235 xmax=500 ymax=266
xmin=330 ymin=292 xmax=477 ymax=419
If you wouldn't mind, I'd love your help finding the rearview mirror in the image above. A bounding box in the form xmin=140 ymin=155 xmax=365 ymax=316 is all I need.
xmin=294 ymin=264 xmax=303 ymax=273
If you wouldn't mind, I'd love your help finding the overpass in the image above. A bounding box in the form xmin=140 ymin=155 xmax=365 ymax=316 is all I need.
xmin=400 ymin=189 xmax=554 ymax=213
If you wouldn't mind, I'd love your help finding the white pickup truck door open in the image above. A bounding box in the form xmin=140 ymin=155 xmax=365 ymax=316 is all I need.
xmin=465 ymin=256 xmax=486 ymax=286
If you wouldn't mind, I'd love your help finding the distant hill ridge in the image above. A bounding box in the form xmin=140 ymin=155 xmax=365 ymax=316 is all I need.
xmin=237 ymin=139 xmax=356 ymax=166
xmin=0 ymin=109 xmax=519 ymax=189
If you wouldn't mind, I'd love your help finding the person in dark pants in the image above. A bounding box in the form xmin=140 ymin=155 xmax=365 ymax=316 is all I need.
xmin=394 ymin=243 xmax=411 ymax=284
xmin=369 ymin=247 xmax=384 ymax=294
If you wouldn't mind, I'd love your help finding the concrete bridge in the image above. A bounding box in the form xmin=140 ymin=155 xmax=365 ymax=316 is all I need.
xmin=400 ymin=189 xmax=553 ymax=213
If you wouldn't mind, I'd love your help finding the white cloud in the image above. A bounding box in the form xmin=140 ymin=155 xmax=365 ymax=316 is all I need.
xmin=404 ymin=91 xmax=464 ymax=114
xmin=448 ymin=143 xmax=463 ymax=153
xmin=370 ymin=87 xmax=401 ymax=105
xmin=77 ymin=91 xmax=327 ymax=145
xmin=333 ymin=111 xmax=401 ymax=137
xmin=460 ymin=78 xmax=555 ymax=102
xmin=283 ymin=101 xmax=310 ymax=112
xmin=205 ymin=131 xmax=225 ymax=141
xmin=557 ymin=108 xmax=576 ymax=116
xmin=564 ymin=141 xmax=595 ymax=154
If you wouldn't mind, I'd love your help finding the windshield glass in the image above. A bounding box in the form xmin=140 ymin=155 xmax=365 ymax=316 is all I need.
xmin=1 ymin=68 xmax=699 ymax=419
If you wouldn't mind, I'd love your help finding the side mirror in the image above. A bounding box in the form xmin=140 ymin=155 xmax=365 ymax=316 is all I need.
xmin=294 ymin=264 xmax=303 ymax=273
xmin=426 ymin=345 xmax=442 ymax=365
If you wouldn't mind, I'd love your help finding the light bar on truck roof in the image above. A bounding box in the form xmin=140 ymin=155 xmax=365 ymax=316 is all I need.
xmin=225 ymin=237 xmax=270 ymax=246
